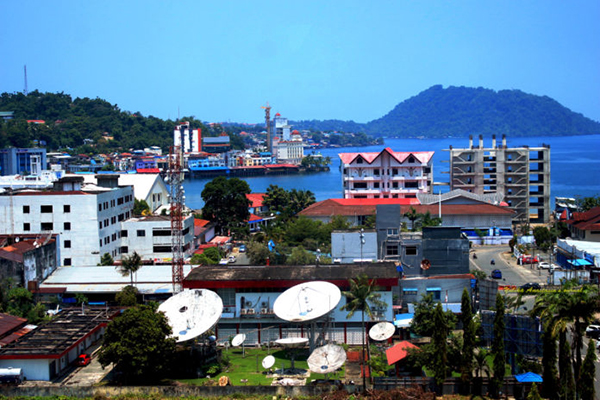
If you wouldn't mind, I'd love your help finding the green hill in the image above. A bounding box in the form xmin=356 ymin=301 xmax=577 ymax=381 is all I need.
xmin=365 ymin=85 xmax=600 ymax=138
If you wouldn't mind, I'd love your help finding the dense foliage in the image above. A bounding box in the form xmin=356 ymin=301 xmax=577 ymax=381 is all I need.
xmin=0 ymin=91 xmax=242 ymax=153
xmin=201 ymin=176 xmax=251 ymax=237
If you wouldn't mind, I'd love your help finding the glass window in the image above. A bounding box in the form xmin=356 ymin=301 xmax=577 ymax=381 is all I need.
xmin=121 ymin=230 xmax=128 ymax=237
xmin=23 ymin=223 xmax=30 ymax=231
xmin=405 ymin=246 xmax=417 ymax=255
xmin=64 ymin=205 xmax=71 ymax=213
xmin=64 ymin=240 xmax=71 ymax=248
xmin=137 ymin=230 xmax=146 ymax=237
xmin=64 ymin=258 xmax=72 ymax=266
xmin=64 ymin=222 xmax=71 ymax=231
xmin=23 ymin=205 xmax=30 ymax=214
xmin=41 ymin=205 xmax=53 ymax=213
xmin=41 ymin=222 xmax=53 ymax=231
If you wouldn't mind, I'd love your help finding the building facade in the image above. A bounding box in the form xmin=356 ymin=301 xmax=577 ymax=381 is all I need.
xmin=446 ymin=135 xmax=551 ymax=223
xmin=0 ymin=148 xmax=47 ymax=176
xmin=339 ymin=148 xmax=434 ymax=199
xmin=0 ymin=176 xmax=134 ymax=266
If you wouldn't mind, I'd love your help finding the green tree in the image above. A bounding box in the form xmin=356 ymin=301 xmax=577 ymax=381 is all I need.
xmin=558 ymin=330 xmax=575 ymax=400
xmin=474 ymin=348 xmax=490 ymax=379
xmin=411 ymin=293 xmax=457 ymax=337
xmin=580 ymin=339 xmax=596 ymax=400
xmin=6 ymin=287 xmax=34 ymax=318
xmin=403 ymin=206 xmax=421 ymax=232
xmin=492 ymin=293 xmax=506 ymax=397
xmin=527 ymin=382 xmax=542 ymax=400
xmin=578 ymin=195 xmax=600 ymax=212
xmin=99 ymin=253 xmax=114 ymax=266
xmin=98 ymin=304 xmax=176 ymax=383
xmin=133 ymin=198 xmax=150 ymax=216
xmin=117 ymin=251 xmax=142 ymax=286
xmin=431 ymin=302 xmax=449 ymax=391
xmin=262 ymin=184 xmax=290 ymax=214
xmin=288 ymin=188 xmax=316 ymax=215
xmin=341 ymin=274 xmax=386 ymax=390
xmin=533 ymin=226 xmax=553 ymax=251
xmin=201 ymin=176 xmax=251 ymax=236
xmin=460 ymin=288 xmax=475 ymax=389
xmin=115 ymin=285 xmax=138 ymax=306
xmin=286 ymin=246 xmax=315 ymax=265
xmin=541 ymin=320 xmax=558 ymax=399
xmin=246 ymin=240 xmax=271 ymax=265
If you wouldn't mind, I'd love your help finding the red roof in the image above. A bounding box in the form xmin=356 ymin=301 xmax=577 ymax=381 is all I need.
xmin=194 ymin=218 xmax=211 ymax=227
xmin=210 ymin=236 xmax=231 ymax=245
xmin=386 ymin=341 xmax=420 ymax=365
xmin=246 ymin=193 xmax=265 ymax=208
xmin=339 ymin=148 xmax=434 ymax=165
xmin=136 ymin=168 xmax=161 ymax=173
xmin=264 ymin=164 xmax=299 ymax=168
xmin=248 ymin=213 xmax=262 ymax=222
xmin=567 ymin=207 xmax=600 ymax=231
xmin=0 ymin=313 xmax=27 ymax=337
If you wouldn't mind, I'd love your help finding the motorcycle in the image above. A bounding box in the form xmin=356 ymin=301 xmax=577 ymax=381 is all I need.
xmin=491 ymin=259 xmax=496 ymax=265
xmin=473 ymin=253 xmax=478 ymax=259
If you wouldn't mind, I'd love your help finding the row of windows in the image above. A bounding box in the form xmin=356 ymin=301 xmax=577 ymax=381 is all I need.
xmin=98 ymin=195 xmax=133 ymax=212
xmin=352 ymin=181 xmax=421 ymax=190
xmin=99 ymin=212 xmax=130 ymax=229
xmin=24 ymin=222 xmax=71 ymax=232
xmin=24 ymin=205 xmax=70 ymax=214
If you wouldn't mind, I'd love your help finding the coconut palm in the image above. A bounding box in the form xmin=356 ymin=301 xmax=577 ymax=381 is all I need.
xmin=117 ymin=251 xmax=142 ymax=286
xmin=474 ymin=348 xmax=490 ymax=378
xmin=341 ymin=274 xmax=386 ymax=390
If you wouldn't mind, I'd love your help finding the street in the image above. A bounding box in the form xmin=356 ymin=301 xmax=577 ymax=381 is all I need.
xmin=471 ymin=245 xmax=548 ymax=287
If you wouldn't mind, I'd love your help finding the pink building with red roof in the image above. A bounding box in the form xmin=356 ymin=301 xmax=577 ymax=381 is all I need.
xmin=339 ymin=148 xmax=434 ymax=199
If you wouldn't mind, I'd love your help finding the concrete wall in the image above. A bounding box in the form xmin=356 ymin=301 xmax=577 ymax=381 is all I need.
xmin=331 ymin=231 xmax=377 ymax=263
xmin=0 ymin=359 xmax=52 ymax=381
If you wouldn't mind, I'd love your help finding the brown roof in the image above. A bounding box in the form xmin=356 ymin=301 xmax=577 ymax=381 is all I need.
xmin=567 ymin=207 xmax=600 ymax=231
xmin=0 ymin=313 xmax=27 ymax=337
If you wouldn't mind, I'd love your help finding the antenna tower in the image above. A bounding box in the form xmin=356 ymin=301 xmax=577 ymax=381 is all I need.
xmin=24 ymin=65 xmax=28 ymax=96
xmin=261 ymin=102 xmax=272 ymax=153
xmin=169 ymin=143 xmax=185 ymax=293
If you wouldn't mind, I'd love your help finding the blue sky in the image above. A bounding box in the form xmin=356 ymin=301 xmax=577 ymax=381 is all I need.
xmin=1 ymin=1 xmax=599 ymax=124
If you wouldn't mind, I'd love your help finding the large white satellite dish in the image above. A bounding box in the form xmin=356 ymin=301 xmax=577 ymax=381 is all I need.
xmin=275 ymin=337 xmax=309 ymax=348
xmin=273 ymin=281 xmax=342 ymax=322
xmin=307 ymin=344 xmax=347 ymax=374
xmin=231 ymin=333 xmax=246 ymax=347
xmin=262 ymin=355 xmax=276 ymax=369
xmin=369 ymin=321 xmax=396 ymax=341
xmin=157 ymin=289 xmax=223 ymax=343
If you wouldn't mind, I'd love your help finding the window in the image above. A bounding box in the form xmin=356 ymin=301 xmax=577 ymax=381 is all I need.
xmin=405 ymin=181 xmax=418 ymax=188
xmin=23 ymin=223 xmax=30 ymax=231
xmin=99 ymin=240 xmax=102 ymax=248
xmin=121 ymin=230 xmax=128 ymax=237
xmin=387 ymin=228 xmax=398 ymax=236
xmin=392 ymin=168 xmax=398 ymax=175
xmin=427 ymin=288 xmax=441 ymax=301
xmin=64 ymin=258 xmax=72 ymax=266
xmin=356 ymin=158 xmax=363 ymax=164
xmin=392 ymin=182 xmax=399 ymax=189
xmin=99 ymin=222 xmax=102 ymax=230
xmin=374 ymin=169 xmax=380 ymax=176
xmin=23 ymin=205 xmax=30 ymax=214
xmin=353 ymin=182 xmax=367 ymax=189
xmin=64 ymin=240 xmax=71 ymax=248
xmin=374 ymin=182 xmax=380 ymax=189
xmin=41 ymin=222 xmax=53 ymax=231
xmin=64 ymin=222 xmax=71 ymax=231
xmin=112 ymin=233 xmax=117 ymax=241
xmin=111 ymin=216 xmax=116 ymax=224
xmin=153 ymin=229 xmax=171 ymax=236
xmin=64 ymin=205 xmax=71 ymax=213
xmin=405 ymin=246 xmax=417 ymax=255
xmin=153 ymin=245 xmax=171 ymax=253
xmin=121 ymin=246 xmax=129 ymax=254
xmin=118 ymin=197 xmax=124 ymax=205
xmin=182 ymin=227 xmax=190 ymax=236
xmin=41 ymin=205 xmax=53 ymax=213
xmin=98 ymin=204 xmax=102 ymax=212
xmin=137 ymin=230 xmax=146 ymax=237
xmin=386 ymin=245 xmax=399 ymax=256
xmin=403 ymin=288 xmax=418 ymax=297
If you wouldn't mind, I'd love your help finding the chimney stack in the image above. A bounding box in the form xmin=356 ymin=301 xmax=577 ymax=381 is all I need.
xmin=479 ymin=135 xmax=483 ymax=149
xmin=502 ymin=134 xmax=507 ymax=148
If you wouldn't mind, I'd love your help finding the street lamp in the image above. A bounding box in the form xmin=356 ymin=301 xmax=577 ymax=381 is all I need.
xmin=316 ymin=248 xmax=321 ymax=266
xmin=360 ymin=228 xmax=365 ymax=266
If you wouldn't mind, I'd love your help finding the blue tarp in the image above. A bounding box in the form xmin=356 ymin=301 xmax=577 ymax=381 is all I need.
xmin=568 ymin=259 xmax=593 ymax=267
xmin=515 ymin=372 xmax=543 ymax=383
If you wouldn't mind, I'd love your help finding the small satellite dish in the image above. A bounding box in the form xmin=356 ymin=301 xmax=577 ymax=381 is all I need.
xmin=369 ymin=321 xmax=396 ymax=341
xmin=273 ymin=281 xmax=342 ymax=323
xmin=307 ymin=344 xmax=347 ymax=374
xmin=231 ymin=333 xmax=246 ymax=347
xmin=157 ymin=289 xmax=223 ymax=343
xmin=262 ymin=355 xmax=275 ymax=369
xmin=275 ymin=337 xmax=309 ymax=348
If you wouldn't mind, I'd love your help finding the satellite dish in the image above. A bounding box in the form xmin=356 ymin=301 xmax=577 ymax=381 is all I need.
xmin=307 ymin=344 xmax=347 ymax=374
xmin=157 ymin=289 xmax=223 ymax=343
xmin=231 ymin=333 xmax=246 ymax=347
xmin=275 ymin=337 xmax=309 ymax=348
xmin=273 ymin=281 xmax=342 ymax=322
xmin=369 ymin=321 xmax=396 ymax=341
xmin=262 ymin=355 xmax=275 ymax=369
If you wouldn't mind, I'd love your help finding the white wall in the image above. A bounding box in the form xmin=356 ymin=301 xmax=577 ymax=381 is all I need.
xmin=0 ymin=359 xmax=52 ymax=381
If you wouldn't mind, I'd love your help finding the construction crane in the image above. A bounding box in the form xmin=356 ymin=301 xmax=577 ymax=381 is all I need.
xmin=168 ymin=144 xmax=185 ymax=294
xmin=261 ymin=102 xmax=272 ymax=153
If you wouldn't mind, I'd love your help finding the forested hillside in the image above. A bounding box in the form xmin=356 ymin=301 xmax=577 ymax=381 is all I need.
xmin=0 ymin=91 xmax=236 ymax=153
xmin=365 ymin=85 xmax=600 ymax=137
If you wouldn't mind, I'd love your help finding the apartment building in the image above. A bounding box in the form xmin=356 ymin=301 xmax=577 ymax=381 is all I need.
xmin=0 ymin=175 xmax=134 ymax=266
xmin=446 ymin=135 xmax=551 ymax=223
xmin=339 ymin=148 xmax=434 ymax=199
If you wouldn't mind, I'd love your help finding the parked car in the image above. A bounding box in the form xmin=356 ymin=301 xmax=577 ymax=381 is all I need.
xmin=586 ymin=325 xmax=600 ymax=339
xmin=538 ymin=262 xmax=551 ymax=269
xmin=76 ymin=354 xmax=91 ymax=366
xmin=228 ymin=255 xmax=236 ymax=263
xmin=519 ymin=255 xmax=539 ymax=264
xmin=520 ymin=282 xmax=541 ymax=292
xmin=239 ymin=244 xmax=247 ymax=253
xmin=491 ymin=269 xmax=502 ymax=279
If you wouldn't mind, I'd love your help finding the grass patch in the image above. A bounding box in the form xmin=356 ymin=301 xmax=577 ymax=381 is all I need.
xmin=177 ymin=347 xmax=345 ymax=386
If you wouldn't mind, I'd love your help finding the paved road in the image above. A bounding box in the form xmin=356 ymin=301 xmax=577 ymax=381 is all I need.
xmin=471 ymin=245 xmax=548 ymax=287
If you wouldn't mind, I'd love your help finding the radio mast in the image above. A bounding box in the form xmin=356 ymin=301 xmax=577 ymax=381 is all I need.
xmin=24 ymin=65 xmax=28 ymax=95
xmin=169 ymin=143 xmax=185 ymax=294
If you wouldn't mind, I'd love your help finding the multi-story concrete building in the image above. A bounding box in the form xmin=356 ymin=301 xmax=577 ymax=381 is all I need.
xmin=0 ymin=148 xmax=47 ymax=176
xmin=445 ymin=135 xmax=551 ymax=223
xmin=275 ymin=131 xmax=304 ymax=165
xmin=339 ymin=148 xmax=434 ymax=199
xmin=0 ymin=175 xmax=134 ymax=266
xmin=173 ymin=122 xmax=201 ymax=153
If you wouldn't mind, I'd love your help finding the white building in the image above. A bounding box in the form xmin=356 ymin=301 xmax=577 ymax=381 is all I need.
xmin=174 ymin=122 xmax=201 ymax=153
xmin=275 ymin=131 xmax=304 ymax=165
xmin=339 ymin=148 xmax=434 ymax=199
xmin=81 ymin=173 xmax=169 ymax=214
xmin=121 ymin=215 xmax=195 ymax=263
xmin=0 ymin=176 xmax=134 ymax=266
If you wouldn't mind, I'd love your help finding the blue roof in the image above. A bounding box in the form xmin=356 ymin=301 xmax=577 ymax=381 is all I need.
xmin=515 ymin=372 xmax=542 ymax=383
xmin=568 ymin=259 xmax=593 ymax=266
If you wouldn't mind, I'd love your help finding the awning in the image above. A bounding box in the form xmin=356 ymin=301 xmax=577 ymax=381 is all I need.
xmin=515 ymin=372 xmax=542 ymax=383
xmin=402 ymin=288 xmax=418 ymax=292
xmin=568 ymin=259 xmax=593 ymax=267
xmin=426 ymin=287 xmax=441 ymax=291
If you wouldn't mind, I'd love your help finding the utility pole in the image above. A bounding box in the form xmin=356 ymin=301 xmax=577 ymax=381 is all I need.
xmin=261 ymin=102 xmax=272 ymax=153
xmin=24 ymin=65 xmax=28 ymax=95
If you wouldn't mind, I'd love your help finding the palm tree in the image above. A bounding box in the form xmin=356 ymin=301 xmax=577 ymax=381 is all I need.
xmin=403 ymin=206 xmax=421 ymax=231
xmin=473 ymin=348 xmax=490 ymax=378
xmin=341 ymin=274 xmax=386 ymax=390
xmin=117 ymin=251 xmax=142 ymax=286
